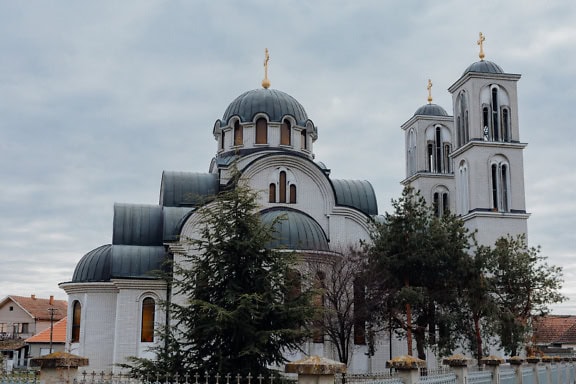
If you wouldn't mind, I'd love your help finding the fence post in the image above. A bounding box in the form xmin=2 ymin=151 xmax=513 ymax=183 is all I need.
xmin=481 ymin=356 xmax=505 ymax=384
xmin=285 ymin=355 xmax=347 ymax=384
xmin=386 ymin=355 xmax=426 ymax=384
xmin=507 ymin=357 xmax=525 ymax=384
xmin=527 ymin=357 xmax=542 ymax=384
xmin=29 ymin=351 xmax=89 ymax=384
xmin=443 ymin=354 xmax=471 ymax=384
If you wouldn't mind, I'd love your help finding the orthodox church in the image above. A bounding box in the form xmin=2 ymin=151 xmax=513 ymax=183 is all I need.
xmin=60 ymin=35 xmax=529 ymax=373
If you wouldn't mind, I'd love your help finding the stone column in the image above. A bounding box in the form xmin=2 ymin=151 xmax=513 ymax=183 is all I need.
xmin=527 ymin=356 xmax=541 ymax=384
xmin=30 ymin=351 xmax=89 ymax=384
xmin=386 ymin=355 xmax=426 ymax=384
xmin=443 ymin=354 xmax=471 ymax=384
xmin=507 ymin=357 xmax=525 ymax=384
xmin=481 ymin=356 xmax=505 ymax=384
xmin=285 ymin=355 xmax=347 ymax=384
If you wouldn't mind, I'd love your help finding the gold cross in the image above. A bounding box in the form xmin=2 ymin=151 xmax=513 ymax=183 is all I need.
xmin=477 ymin=32 xmax=485 ymax=60
xmin=427 ymin=79 xmax=433 ymax=104
xmin=262 ymin=48 xmax=271 ymax=89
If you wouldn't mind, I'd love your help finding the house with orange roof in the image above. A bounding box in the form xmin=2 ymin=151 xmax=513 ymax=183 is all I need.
xmin=0 ymin=295 xmax=67 ymax=370
xmin=25 ymin=317 xmax=67 ymax=358
xmin=532 ymin=315 xmax=576 ymax=356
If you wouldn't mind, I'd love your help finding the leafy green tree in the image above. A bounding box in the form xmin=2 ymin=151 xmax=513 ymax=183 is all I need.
xmin=364 ymin=187 xmax=475 ymax=359
xmin=483 ymin=234 xmax=565 ymax=356
xmin=124 ymin=175 xmax=315 ymax=377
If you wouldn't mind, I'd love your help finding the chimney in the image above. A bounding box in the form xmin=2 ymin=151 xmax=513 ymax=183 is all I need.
xmin=31 ymin=294 xmax=36 ymax=300
xmin=49 ymin=295 xmax=54 ymax=305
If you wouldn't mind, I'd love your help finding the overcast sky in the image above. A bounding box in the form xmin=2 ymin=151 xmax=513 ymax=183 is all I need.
xmin=0 ymin=1 xmax=574 ymax=314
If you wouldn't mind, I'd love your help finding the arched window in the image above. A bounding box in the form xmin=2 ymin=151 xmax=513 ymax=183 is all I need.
xmin=233 ymin=121 xmax=243 ymax=146
xmin=71 ymin=301 xmax=81 ymax=343
xmin=279 ymin=171 xmax=287 ymax=203
xmin=456 ymin=92 xmax=469 ymax=147
xmin=458 ymin=161 xmax=470 ymax=215
xmin=286 ymin=269 xmax=302 ymax=302
xmin=408 ymin=129 xmax=416 ymax=175
xmin=269 ymin=183 xmax=276 ymax=203
xmin=270 ymin=169 xmax=297 ymax=204
xmin=502 ymin=107 xmax=510 ymax=142
xmin=427 ymin=126 xmax=451 ymax=174
xmin=141 ymin=297 xmax=155 ymax=342
xmin=220 ymin=130 xmax=225 ymax=150
xmin=491 ymin=160 xmax=510 ymax=212
xmin=289 ymin=185 xmax=297 ymax=204
xmin=300 ymin=130 xmax=307 ymax=150
xmin=433 ymin=189 xmax=450 ymax=217
xmin=281 ymin=120 xmax=291 ymax=146
xmin=256 ymin=118 xmax=268 ymax=144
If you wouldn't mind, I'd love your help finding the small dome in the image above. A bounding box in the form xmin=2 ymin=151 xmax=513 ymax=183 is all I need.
xmin=261 ymin=208 xmax=329 ymax=251
xmin=414 ymin=104 xmax=449 ymax=117
xmin=222 ymin=88 xmax=309 ymax=125
xmin=463 ymin=60 xmax=504 ymax=75
xmin=72 ymin=244 xmax=112 ymax=282
xmin=71 ymin=244 xmax=166 ymax=283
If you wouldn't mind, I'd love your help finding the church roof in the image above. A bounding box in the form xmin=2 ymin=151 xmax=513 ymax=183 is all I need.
xmin=413 ymin=103 xmax=449 ymax=117
xmin=160 ymin=171 xmax=218 ymax=207
xmin=331 ymin=179 xmax=378 ymax=216
xmin=71 ymin=244 xmax=166 ymax=283
xmin=222 ymin=88 xmax=309 ymax=125
xmin=261 ymin=208 xmax=330 ymax=251
xmin=463 ymin=60 xmax=504 ymax=75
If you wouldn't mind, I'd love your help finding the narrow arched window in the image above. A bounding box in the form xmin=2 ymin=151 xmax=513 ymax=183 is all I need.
xmin=141 ymin=297 xmax=155 ymax=342
xmin=289 ymin=184 xmax=297 ymax=204
xmin=71 ymin=301 xmax=81 ymax=342
xmin=492 ymin=88 xmax=500 ymax=141
xmin=233 ymin=121 xmax=243 ymax=146
xmin=443 ymin=144 xmax=451 ymax=173
xmin=433 ymin=192 xmax=440 ymax=217
xmin=435 ymin=127 xmax=442 ymax=172
xmin=501 ymin=164 xmax=509 ymax=211
xmin=482 ymin=107 xmax=490 ymax=140
xmin=286 ymin=269 xmax=302 ymax=302
xmin=281 ymin=120 xmax=291 ymax=145
xmin=269 ymin=183 xmax=276 ymax=203
xmin=279 ymin=171 xmax=287 ymax=203
xmin=220 ymin=130 xmax=225 ymax=150
xmin=427 ymin=143 xmax=434 ymax=172
xmin=458 ymin=161 xmax=470 ymax=215
xmin=491 ymin=164 xmax=499 ymax=211
xmin=256 ymin=118 xmax=267 ymax=144
xmin=502 ymin=108 xmax=510 ymax=142
xmin=300 ymin=130 xmax=307 ymax=150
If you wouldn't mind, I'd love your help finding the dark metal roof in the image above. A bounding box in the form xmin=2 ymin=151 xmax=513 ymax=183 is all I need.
xmin=163 ymin=206 xmax=194 ymax=242
xmin=260 ymin=208 xmax=329 ymax=251
xmin=222 ymin=88 xmax=309 ymax=125
xmin=72 ymin=244 xmax=112 ymax=282
xmin=463 ymin=60 xmax=504 ymax=75
xmin=414 ymin=103 xmax=449 ymax=117
xmin=331 ymin=179 xmax=378 ymax=216
xmin=112 ymin=204 xmax=163 ymax=246
xmin=71 ymin=244 xmax=166 ymax=282
xmin=160 ymin=171 xmax=219 ymax=207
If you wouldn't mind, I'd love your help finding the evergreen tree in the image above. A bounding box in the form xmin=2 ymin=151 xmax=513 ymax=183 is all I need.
xmin=124 ymin=175 xmax=314 ymax=377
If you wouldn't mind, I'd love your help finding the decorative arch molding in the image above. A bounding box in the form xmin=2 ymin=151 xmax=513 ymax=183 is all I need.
xmin=457 ymin=159 xmax=470 ymax=215
xmin=425 ymin=124 xmax=452 ymax=174
xmin=488 ymin=154 xmax=511 ymax=212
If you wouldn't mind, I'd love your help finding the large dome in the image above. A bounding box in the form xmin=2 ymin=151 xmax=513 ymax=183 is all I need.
xmin=463 ymin=60 xmax=504 ymax=75
xmin=222 ymin=88 xmax=309 ymax=125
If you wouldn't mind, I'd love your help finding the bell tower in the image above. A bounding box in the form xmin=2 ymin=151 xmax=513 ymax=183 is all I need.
xmin=448 ymin=33 xmax=529 ymax=246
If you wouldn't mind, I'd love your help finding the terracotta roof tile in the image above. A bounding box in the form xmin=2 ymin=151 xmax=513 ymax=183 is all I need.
xmin=3 ymin=295 xmax=67 ymax=321
xmin=26 ymin=318 xmax=67 ymax=343
xmin=533 ymin=315 xmax=576 ymax=345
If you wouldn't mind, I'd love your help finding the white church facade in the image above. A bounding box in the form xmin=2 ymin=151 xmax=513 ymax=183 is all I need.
xmin=60 ymin=36 xmax=530 ymax=373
